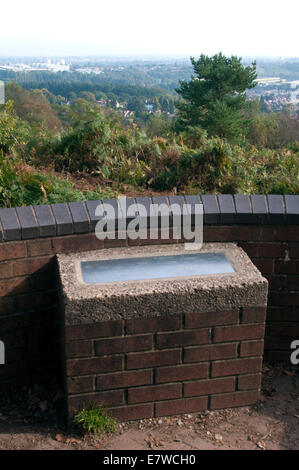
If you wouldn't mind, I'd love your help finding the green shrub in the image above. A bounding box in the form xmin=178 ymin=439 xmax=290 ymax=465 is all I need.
xmin=148 ymin=137 xmax=236 ymax=192
xmin=0 ymin=154 xmax=45 ymax=207
xmin=0 ymin=101 xmax=31 ymax=155
xmin=0 ymin=153 xmax=118 ymax=208
xmin=229 ymin=146 xmax=299 ymax=194
xmin=2 ymin=94 xmax=299 ymax=203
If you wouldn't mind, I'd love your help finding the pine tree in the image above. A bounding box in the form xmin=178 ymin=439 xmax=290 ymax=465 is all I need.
xmin=175 ymin=53 xmax=257 ymax=141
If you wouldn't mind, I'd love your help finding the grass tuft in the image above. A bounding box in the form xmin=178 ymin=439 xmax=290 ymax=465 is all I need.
xmin=73 ymin=404 xmax=117 ymax=436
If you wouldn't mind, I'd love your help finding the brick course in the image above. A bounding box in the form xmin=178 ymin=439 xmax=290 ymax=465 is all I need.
xmin=63 ymin=309 xmax=265 ymax=419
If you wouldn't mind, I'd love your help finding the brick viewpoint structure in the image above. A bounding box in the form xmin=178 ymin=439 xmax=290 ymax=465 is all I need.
xmin=58 ymin=243 xmax=268 ymax=420
xmin=0 ymin=194 xmax=298 ymax=405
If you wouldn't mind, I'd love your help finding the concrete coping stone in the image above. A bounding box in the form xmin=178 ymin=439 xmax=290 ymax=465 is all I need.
xmin=57 ymin=242 xmax=268 ymax=324
xmin=0 ymin=194 xmax=298 ymax=242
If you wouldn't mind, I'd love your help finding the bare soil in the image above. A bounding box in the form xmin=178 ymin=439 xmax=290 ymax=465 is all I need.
xmin=0 ymin=363 xmax=298 ymax=450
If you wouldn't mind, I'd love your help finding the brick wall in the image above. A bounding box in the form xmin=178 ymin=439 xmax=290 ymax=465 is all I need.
xmin=64 ymin=309 xmax=265 ymax=419
xmin=204 ymin=224 xmax=299 ymax=363
xmin=0 ymin=239 xmax=59 ymax=392
xmin=0 ymin=194 xmax=298 ymax=395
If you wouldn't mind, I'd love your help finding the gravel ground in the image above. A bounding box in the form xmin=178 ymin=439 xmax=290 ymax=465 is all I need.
xmin=0 ymin=363 xmax=298 ymax=450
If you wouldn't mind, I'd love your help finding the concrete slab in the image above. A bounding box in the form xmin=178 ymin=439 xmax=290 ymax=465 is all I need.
xmin=57 ymin=242 xmax=268 ymax=324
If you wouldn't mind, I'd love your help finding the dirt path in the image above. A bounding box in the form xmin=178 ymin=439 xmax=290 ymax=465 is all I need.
xmin=0 ymin=364 xmax=298 ymax=450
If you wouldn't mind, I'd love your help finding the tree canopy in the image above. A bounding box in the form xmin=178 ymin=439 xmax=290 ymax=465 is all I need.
xmin=175 ymin=53 xmax=257 ymax=140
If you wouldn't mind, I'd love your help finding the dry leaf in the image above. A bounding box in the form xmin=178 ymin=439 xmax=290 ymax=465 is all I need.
xmin=257 ymin=441 xmax=266 ymax=450
xmin=40 ymin=184 xmax=47 ymax=198
xmin=66 ymin=438 xmax=80 ymax=444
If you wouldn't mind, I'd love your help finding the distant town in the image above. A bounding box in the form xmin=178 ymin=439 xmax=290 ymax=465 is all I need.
xmin=1 ymin=56 xmax=299 ymax=116
xmin=0 ymin=59 xmax=70 ymax=73
xmin=248 ymin=77 xmax=299 ymax=112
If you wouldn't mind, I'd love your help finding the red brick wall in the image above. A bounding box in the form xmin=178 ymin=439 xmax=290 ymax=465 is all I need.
xmin=64 ymin=309 xmax=265 ymax=419
xmin=0 ymin=225 xmax=298 ymax=394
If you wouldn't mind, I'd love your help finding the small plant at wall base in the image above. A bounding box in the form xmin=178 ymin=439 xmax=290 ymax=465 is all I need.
xmin=73 ymin=404 xmax=117 ymax=436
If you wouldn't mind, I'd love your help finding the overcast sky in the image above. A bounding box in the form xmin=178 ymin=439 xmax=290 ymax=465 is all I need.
xmin=1 ymin=0 xmax=298 ymax=57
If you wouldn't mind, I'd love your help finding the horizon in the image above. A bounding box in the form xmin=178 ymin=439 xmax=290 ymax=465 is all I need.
xmin=1 ymin=54 xmax=299 ymax=61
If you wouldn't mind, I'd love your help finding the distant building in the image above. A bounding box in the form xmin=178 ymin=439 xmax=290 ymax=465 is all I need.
xmin=0 ymin=59 xmax=70 ymax=73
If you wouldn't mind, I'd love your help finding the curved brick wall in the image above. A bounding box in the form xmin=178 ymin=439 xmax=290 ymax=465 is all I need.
xmin=0 ymin=194 xmax=298 ymax=393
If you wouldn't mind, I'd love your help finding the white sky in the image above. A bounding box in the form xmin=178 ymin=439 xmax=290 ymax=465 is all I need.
xmin=1 ymin=0 xmax=299 ymax=57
